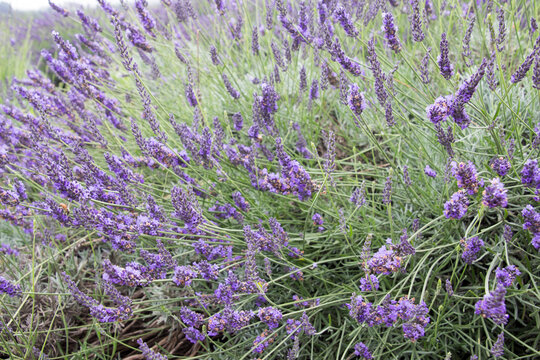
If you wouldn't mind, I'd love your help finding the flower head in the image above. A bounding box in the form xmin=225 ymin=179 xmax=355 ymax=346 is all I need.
xmin=482 ymin=178 xmax=508 ymax=208
xmin=444 ymin=191 xmax=469 ymax=219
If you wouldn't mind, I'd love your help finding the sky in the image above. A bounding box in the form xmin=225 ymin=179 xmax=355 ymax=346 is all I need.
xmin=5 ymin=0 xmax=121 ymax=11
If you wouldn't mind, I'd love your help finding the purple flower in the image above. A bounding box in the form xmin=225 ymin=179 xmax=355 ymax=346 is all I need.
xmin=183 ymin=326 xmax=205 ymax=343
xmin=420 ymin=48 xmax=431 ymax=83
xmin=522 ymin=205 xmax=540 ymax=250
xmin=510 ymin=41 xmax=539 ymax=84
xmin=444 ymin=191 xmax=469 ymax=219
xmin=210 ymin=45 xmax=220 ymax=65
xmin=462 ymin=16 xmax=475 ymax=66
xmin=354 ymin=342 xmax=373 ymax=359
xmin=410 ymin=0 xmax=425 ymax=42
xmin=137 ymin=338 xmax=168 ymax=360
xmin=426 ymin=95 xmax=451 ymax=124
xmin=451 ymin=161 xmax=482 ymax=195
xmin=173 ymin=265 xmax=198 ymax=286
xmin=232 ymin=191 xmax=250 ymax=211
xmin=348 ymin=84 xmax=366 ymax=116
xmin=222 ymin=73 xmax=241 ymax=99
xmin=350 ymin=184 xmax=366 ymax=208
xmin=0 ymin=243 xmax=19 ymax=256
xmin=437 ymin=33 xmax=454 ymax=80
xmin=334 ymin=5 xmax=358 ymax=37
xmin=491 ymin=332 xmax=505 ymax=357
xmin=533 ymin=54 xmax=540 ymax=89
xmin=251 ymin=26 xmax=259 ymax=55
xmin=359 ymin=274 xmax=379 ymax=291
xmin=135 ymin=0 xmax=157 ymax=36
xmin=490 ymin=157 xmax=511 ymax=177
xmin=461 ymin=236 xmax=484 ymax=264
xmin=258 ymin=307 xmax=283 ymax=329
xmin=495 ymin=265 xmax=520 ymax=287
xmin=252 ymin=329 xmax=274 ymax=353
xmin=403 ymin=165 xmax=412 ymax=187
xmin=367 ymin=38 xmax=388 ymax=107
xmin=382 ymin=176 xmax=393 ymax=205
xmin=48 ymin=0 xmax=69 ymax=16
xmin=381 ymin=12 xmax=401 ymax=52
xmin=367 ymin=245 xmax=402 ymax=275
xmin=520 ymin=159 xmax=540 ymax=189
xmin=482 ymin=178 xmax=508 ymax=208
xmin=424 ymin=165 xmax=437 ymax=178
xmin=0 ymin=276 xmax=21 ymax=297
xmin=171 ymin=186 xmax=203 ymax=228
xmin=312 ymin=213 xmax=324 ymax=226
xmin=445 ymin=279 xmax=454 ymax=296
xmin=475 ymin=284 xmax=508 ymax=325
xmin=185 ymin=82 xmax=198 ymax=107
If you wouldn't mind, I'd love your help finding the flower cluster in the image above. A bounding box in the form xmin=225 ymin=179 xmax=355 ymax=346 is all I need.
xmin=461 ymin=237 xmax=484 ymax=264
xmin=474 ymin=284 xmax=508 ymax=325
xmin=482 ymin=178 xmax=508 ymax=208
xmin=346 ymin=294 xmax=430 ymax=342
xmin=522 ymin=205 xmax=540 ymax=250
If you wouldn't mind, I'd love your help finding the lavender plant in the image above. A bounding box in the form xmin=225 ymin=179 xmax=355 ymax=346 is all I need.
xmin=0 ymin=1 xmax=539 ymax=359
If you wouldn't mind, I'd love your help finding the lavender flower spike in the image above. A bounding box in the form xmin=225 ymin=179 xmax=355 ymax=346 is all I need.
xmin=511 ymin=41 xmax=539 ymax=84
xmin=410 ymin=0 xmax=425 ymax=42
xmin=438 ymin=33 xmax=454 ymax=80
xmin=334 ymin=5 xmax=358 ymax=37
xmin=347 ymin=84 xmax=366 ymax=116
xmin=382 ymin=12 xmax=401 ymax=53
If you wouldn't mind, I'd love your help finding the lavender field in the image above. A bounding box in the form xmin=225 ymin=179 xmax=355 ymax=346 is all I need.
xmin=0 ymin=0 xmax=539 ymax=359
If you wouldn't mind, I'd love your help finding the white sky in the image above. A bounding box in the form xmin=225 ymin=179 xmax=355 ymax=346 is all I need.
xmin=5 ymin=0 xmax=121 ymax=11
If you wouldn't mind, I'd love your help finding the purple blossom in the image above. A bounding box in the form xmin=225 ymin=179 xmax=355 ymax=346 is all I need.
xmin=461 ymin=236 xmax=484 ymax=264
xmin=367 ymin=245 xmax=402 ymax=275
xmin=510 ymin=42 xmax=539 ymax=84
xmin=222 ymin=73 xmax=241 ymax=99
xmin=252 ymin=329 xmax=274 ymax=353
xmin=359 ymin=274 xmax=379 ymax=291
xmin=183 ymin=326 xmax=205 ymax=344
xmin=475 ymin=284 xmax=508 ymax=325
xmin=0 ymin=243 xmax=19 ymax=256
xmin=258 ymin=306 xmax=283 ymax=329
xmin=451 ymin=161 xmax=482 ymax=195
xmin=137 ymin=338 xmax=168 ymax=360
xmin=490 ymin=157 xmax=511 ymax=177
xmin=437 ymin=33 xmax=454 ymax=80
xmin=445 ymin=279 xmax=454 ymax=296
xmin=382 ymin=12 xmax=401 ymax=52
xmin=232 ymin=191 xmax=250 ymax=211
xmin=135 ymin=0 xmax=156 ymax=35
xmin=520 ymin=159 xmax=540 ymax=189
xmin=495 ymin=265 xmax=520 ymax=287
xmin=354 ymin=342 xmax=373 ymax=359
xmin=410 ymin=0 xmax=424 ymax=42
xmin=522 ymin=205 xmax=540 ymax=250
xmin=426 ymin=96 xmax=451 ymax=124
xmin=0 ymin=276 xmax=21 ymax=297
xmin=172 ymin=265 xmax=198 ymax=286
xmin=334 ymin=5 xmax=358 ymax=37
xmin=347 ymin=84 xmax=366 ymax=116
xmin=424 ymin=165 xmax=437 ymax=178
xmin=491 ymin=332 xmax=505 ymax=357
xmin=382 ymin=176 xmax=393 ymax=205
xmin=444 ymin=191 xmax=469 ymax=219
xmin=350 ymin=184 xmax=366 ymax=208
xmin=48 ymin=0 xmax=68 ymax=16
xmin=482 ymin=178 xmax=508 ymax=208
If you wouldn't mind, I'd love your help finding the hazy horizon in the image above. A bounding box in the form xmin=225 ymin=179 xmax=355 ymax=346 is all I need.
xmin=4 ymin=0 xmax=121 ymax=11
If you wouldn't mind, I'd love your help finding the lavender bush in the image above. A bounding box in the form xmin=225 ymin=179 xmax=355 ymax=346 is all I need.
xmin=0 ymin=0 xmax=539 ymax=359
